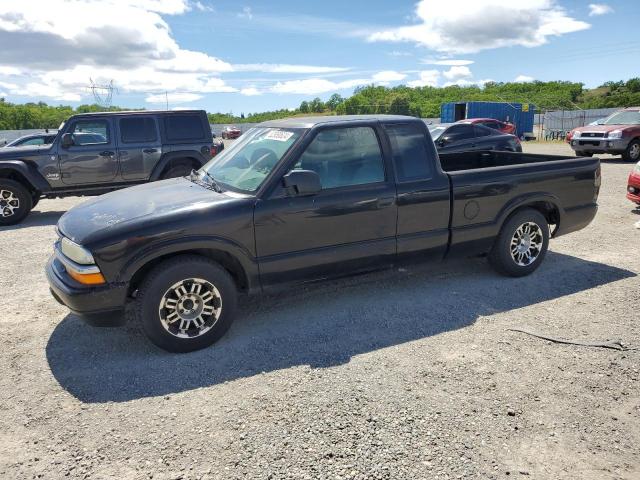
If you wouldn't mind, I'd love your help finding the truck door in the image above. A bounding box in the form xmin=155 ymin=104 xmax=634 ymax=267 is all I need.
xmin=117 ymin=116 xmax=162 ymax=180
xmin=384 ymin=122 xmax=451 ymax=260
xmin=254 ymin=125 xmax=397 ymax=287
xmin=58 ymin=117 xmax=118 ymax=185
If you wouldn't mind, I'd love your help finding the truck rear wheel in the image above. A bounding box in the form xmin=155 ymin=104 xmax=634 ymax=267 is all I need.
xmin=622 ymin=139 xmax=640 ymax=162
xmin=0 ymin=179 xmax=33 ymax=226
xmin=488 ymin=208 xmax=549 ymax=277
xmin=134 ymin=255 xmax=238 ymax=353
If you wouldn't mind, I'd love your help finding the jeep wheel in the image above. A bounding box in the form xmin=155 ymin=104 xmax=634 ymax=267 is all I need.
xmin=0 ymin=179 xmax=33 ymax=226
xmin=135 ymin=255 xmax=238 ymax=353
xmin=488 ymin=208 xmax=549 ymax=277
xmin=622 ymin=139 xmax=640 ymax=162
xmin=161 ymin=163 xmax=193 ymax=179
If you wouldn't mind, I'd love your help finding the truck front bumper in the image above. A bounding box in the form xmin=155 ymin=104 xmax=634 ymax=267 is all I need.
xmin=46 ymin=255 xmax=128 ymax=326
xmin=570 ymin=137 xmax=627 ymax=154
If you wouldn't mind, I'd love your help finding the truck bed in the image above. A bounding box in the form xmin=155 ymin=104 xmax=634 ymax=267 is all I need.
xmin=438 ymin=150 xmax=578 ymax=172
xmin=438 ymin=150 xmax=600 ymax=258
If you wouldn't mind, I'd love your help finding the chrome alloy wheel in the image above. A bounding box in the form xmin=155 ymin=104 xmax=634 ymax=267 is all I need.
xmin=158 ymin=278 xmax=222 ymax=338
xmin=0 ymin=189 xmax=19 ymax=217
xmin=630 ymin=142 xmax=640 ymax=160
xmin=510 ymin=222 xmax=544 ymax=266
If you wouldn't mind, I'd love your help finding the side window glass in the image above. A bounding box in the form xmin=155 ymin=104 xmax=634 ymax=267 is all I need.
xmin=385 ymin=123 xmax=432 ymax=181
xmin=70 ymin=120 xmax=109 ymax=146
xmin=22 ymin=137 xmax=45 ymax=145
xmin=444 ymin=125 xmax=474 ymax=142
xmin=293 ymin=127 xmax=385 ymax=189
xmin=474 ymin=125 xmax=493 ymax=137
xmin=164 ymin=115 xmax=204 ymax=141
xmin=120 ymin=117 xmax=158 ymax=143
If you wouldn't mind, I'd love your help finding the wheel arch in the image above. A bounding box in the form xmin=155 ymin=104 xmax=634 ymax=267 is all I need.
xmin=497 ymin=195 xmax=562 ymax=237
xmin=150 ymin=152 xmax=207 ymax=181
xmin=127 ymin=248 xmax=253 ymax=298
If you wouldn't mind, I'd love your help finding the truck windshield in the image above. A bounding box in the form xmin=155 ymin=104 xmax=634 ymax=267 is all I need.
xmin=202 ymin=127 xmax=303 ymax=193
xmin=603 ymin=110 xmax=640 ymax=125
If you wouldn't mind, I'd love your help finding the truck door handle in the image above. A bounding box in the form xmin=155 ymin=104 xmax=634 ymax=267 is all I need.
xmin=143 ymin=148 xmax=158 ymax=154
xmin=100 ymin=151 xmax=115 ymax=157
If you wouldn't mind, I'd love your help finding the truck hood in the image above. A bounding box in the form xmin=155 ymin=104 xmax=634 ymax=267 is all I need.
xmin=0 ymin=144 xmax=52 ymax=159
xmin=58 ymin=177 xmax=240 ymax=245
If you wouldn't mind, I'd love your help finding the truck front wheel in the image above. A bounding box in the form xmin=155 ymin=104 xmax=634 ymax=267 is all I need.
xmin=0 ymin=179 xmax=33 ymax=226
xmin=134 ymin=255 xmax=238 ymax=352
xmin=488 ymin=208 xmax=549 ymax=277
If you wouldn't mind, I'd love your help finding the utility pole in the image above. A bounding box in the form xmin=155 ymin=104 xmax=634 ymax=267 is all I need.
xmin=166 ymin=91 xmax=169 ymax=111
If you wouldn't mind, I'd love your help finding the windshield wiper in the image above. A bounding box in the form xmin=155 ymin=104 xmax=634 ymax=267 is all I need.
xmin=190 ymin=169 xmax=223 ymax=193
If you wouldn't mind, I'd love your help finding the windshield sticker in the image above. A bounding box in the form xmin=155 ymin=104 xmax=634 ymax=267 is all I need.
xmin=265 ymin=130 xmax=294 ymax=142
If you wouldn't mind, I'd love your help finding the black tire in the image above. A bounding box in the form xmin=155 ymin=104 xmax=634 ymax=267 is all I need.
xmin=0 ymin=179 xmax=33 ymax=226
xmin=488 ymin=208 xmax=550 ymax=277
xmin=135 ymin=255 xmax=238 ymax=353
xmin=622 ymin=139 xmax=640 ymax=162
xmin=161 ymin=162 xmax=193 ymax=179
xmin=31 ymin=194 xmax=41 ymax=209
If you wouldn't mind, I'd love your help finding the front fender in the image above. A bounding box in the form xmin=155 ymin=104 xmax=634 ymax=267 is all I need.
xmin=0 ymin=160 xmax=51 ymax=191
xmin=115 ymin=235 xmax=260 ymax=293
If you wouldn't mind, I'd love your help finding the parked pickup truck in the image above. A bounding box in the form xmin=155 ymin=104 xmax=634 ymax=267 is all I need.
xmin=0 ymin=110 xmax=213 ymax=225
xmin=46 ymin=115 xmax=600 ymax=353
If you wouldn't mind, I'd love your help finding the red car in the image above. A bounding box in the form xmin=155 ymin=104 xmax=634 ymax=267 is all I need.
xmin=457 ymin=118 xmax=516 ymax=135
xmin=221 ymin=126 xmax=241 ymax=139
xmin=628 ymin=161 xmax=640 ymax=205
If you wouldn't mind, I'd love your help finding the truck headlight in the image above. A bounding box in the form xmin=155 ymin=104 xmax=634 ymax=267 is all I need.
xmin=607 ymin=130 xmax=623 ymax=139
xmin=572 ymin=131 xmax=580 ymax=138
xmin=61 ymin=237 xmax=95 ymax=265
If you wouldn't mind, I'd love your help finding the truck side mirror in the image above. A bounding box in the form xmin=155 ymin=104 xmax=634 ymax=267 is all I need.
xmin=282 ymin=170 xmax=321 ymax=196
xmin=61 ymin=133 xmax=74 ymax=148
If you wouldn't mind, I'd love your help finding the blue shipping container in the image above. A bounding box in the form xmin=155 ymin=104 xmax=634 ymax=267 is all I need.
xmin=440 ymin=101 xmax=535 ymax=136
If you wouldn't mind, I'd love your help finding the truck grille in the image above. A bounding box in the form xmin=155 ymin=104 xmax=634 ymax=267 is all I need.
xmin=581 ymin=132 xmax=605 ymax=138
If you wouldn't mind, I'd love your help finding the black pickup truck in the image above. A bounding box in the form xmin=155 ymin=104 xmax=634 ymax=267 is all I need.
xmin=46 ymin=115 xmax=600 ymax=352
xmin=0 ymin=110 xmax=213 ymax=225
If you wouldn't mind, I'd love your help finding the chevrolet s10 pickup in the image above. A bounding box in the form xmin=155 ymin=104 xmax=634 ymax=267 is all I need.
xmin=47 ymin=115 xmax=600 ymax=352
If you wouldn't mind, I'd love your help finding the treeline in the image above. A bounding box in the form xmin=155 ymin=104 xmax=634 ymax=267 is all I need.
xmin=0 ymin=100 xmax=128 ymax=130
xmin=1 ymin=79 xmax=639 ymax=129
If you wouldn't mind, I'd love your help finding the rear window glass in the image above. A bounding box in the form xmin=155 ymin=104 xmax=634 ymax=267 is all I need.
xmin=164 ymin=115 xmax=204 ymax=141
xmin=120 ymin=117 xmax=157 ymax=143
xmin=385 ymin=123 xmax=432 ymax=181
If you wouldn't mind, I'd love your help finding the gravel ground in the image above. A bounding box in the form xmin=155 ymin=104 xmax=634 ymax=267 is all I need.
xmin=1 ymin=142 xmax=638 ymax=480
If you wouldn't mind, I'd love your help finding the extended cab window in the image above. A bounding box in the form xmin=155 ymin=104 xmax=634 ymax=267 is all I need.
xmin=292 ymin=127 xmax=385 ymax=189
xmin=70 ymin=120 xmax=109 ymax=146
xmin=164 ymin=115 xmax=204 ymax=141
xmin=120 ymin=117 xmax=157 ymax=143
xmin=385 ymin=123 xmax=432 ymax=181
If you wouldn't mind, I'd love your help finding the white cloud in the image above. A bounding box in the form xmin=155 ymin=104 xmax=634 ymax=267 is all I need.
xmin=515 ymin=75 xmax=535 ymax=82
xmin=192 ymin=1 xmax=213 ymax=12
xmin=407 ymin=70 xmax=440 ymax=87
xmin=588 ymin=3 xmax=613 ymax=16
xmin=271 ymin=78 xmax=372 ymax=95
xmin=372 ymin=70 xmax=407 ymax=83
xmin=238 ymin=6 xmax=253 ymax=20
xmin=240 ymin=87 xmax=261 ymax=96
xmin=233 ymin=64 xmax=350 ymax=74
xmin=442 ymin=65 xmax=472 ymax=80
xmin=422 ymin=59 xmax=474 ymax=66
xmin=146 ymin=92 xmax=203 ymax=103
xmin=442 ymin=78 xmax=494 ymax=87
xmin=368 ymin=0 xmax=590 ymax=54
xmin=0 ymin=92 xmax=8 ymax=98
xmin=387 ymin=51 xmax=413 ymax=57
xmin=0 ymin=0 xmax=234 ymax=101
